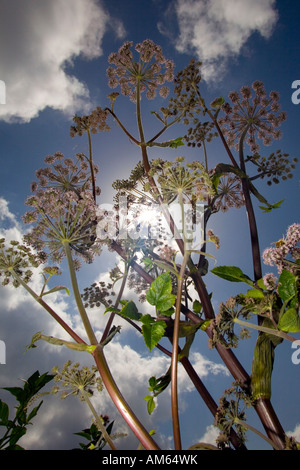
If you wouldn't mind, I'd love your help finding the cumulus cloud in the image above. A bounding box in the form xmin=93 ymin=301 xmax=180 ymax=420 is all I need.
xmin=171 ymin=0 xmax=278 ymax=81
xmin=0 ymin=0 xmax=125 ymax=123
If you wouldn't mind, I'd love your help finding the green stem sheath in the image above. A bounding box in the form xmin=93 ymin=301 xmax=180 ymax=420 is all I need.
xmin=233 ymin=317 xmax=298 ymax=343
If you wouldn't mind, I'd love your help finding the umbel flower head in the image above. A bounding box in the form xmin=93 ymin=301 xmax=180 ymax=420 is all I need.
xmin=219 ymin=81 xmax=287 ymax=153
xmin=51 ymin=361 xmax=103 ymax=401
xmin=107 ymin=39 xmax=174 ymax=102
xmin=30 ymin=152 xmax=100 ymax=197
xmin=23 ymin=189 xmax=101 ymax=266
xmin=70 ymin=107 xmax=110 ymax=137
xmin=213 ymin=175 xmax=245 ymax=212
xmin=0 ymin=238 xmax=43 ymax=287
xmin=149 ymin=156 xmax=214 ymax=203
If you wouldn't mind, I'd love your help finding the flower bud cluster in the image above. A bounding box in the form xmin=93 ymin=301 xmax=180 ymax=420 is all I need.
xmin=219 ymin=81 xmax=287 ymax=153
xmin=0 ymin=239 xmax=42 ymax=287
xmin=70 ymin=107 xmax=110 ymax=137
xmin=262 ymin=223 xmax=300 ymax=274
xmin=51 ymin=361 xmax=103 ymax=401
xmin=107 ymin=40 xmax=174 ymax=102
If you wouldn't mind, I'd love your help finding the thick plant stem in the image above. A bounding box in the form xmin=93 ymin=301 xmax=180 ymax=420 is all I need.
xmin=63 ymin=241 xmax=98 ymax=345
xmin=92 ymin=344 xmax=160 ymax=450
xmin=81 ymin=389 xmax=117 ymax=450
xmin=171 ymin=252 xmax=189 ymax=450
xmin=171 ymin=191 xmax=190 ymax=450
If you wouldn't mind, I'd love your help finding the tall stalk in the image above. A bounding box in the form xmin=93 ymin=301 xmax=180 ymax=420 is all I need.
xmin=63 ymin=241 xmax=97 ymax=345
xmin=92 ymin=344 xmax=160 ymax=450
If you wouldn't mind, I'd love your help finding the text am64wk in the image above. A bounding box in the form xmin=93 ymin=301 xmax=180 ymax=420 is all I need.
xmin=101 ymin=453 xmax=199 ymax=467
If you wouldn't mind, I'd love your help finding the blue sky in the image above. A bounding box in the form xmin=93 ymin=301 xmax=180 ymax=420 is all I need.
xmin=0 ymin=0 xmax=299 ymax=450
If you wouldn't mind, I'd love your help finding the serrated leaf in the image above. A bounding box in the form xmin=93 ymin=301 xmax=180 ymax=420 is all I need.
xmin=278 ymin=270 xmax=297 ymax=302
xmin=141 ymin=318 xmax=166 ymax=351
xmin=119 ymin=300 xmax=142 ymax=321
xmin=146 ymin=273 xmax=176 ymax=312
xmin=278 ymin=308 xmax=300 ymax=333
xmin=211 ymin=266 xmax=254 ymax=286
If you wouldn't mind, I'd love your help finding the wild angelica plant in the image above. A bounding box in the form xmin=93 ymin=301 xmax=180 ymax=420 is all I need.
xmin=1 ymin=39 xmax=299 ymax=451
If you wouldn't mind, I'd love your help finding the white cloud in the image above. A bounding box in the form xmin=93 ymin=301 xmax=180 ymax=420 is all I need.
xmin=198 ymin=424 xmax=220 ymax=446
xmin=172 ymin=0 xmax=278 ymax=81
xmin=287 ymin=423 xmax=300 ymax=442
xmin=0 ymin=0 xmax=125 ymax=123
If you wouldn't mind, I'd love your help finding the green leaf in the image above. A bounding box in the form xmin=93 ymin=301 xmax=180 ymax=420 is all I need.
xmin=193 ymin=300 xmax=202 ymax=314
xmin=140 ymin=315 xmax=166 ymax=351
xmin=146 ymin=273 xmax=176 ymax=312
xmin=256 ymin=278 xmax=267 ymax=290
xmin=0 ymin=400 xmax=9 ymax=425
xmin=144 ymin=395 xmax=156 ymax=415
xmin=168 ymin=137 xmax=184 ymax=149
xmin=119 ymin=300 xmax=142 ymax=321
xmin=210 ymin=96 xmax=225 ymax=108
xmin=278 ymin=308 xmax=300 ymax=333
xmin=245 ymin=288 xmax=265 ymax=299
xmin=258 ymin=200 xmax=284 ymax=213
xmin=278 ymin=270 xmax=297 ymax=302
xmin=211 ymin=266 xmax=254 ymax=286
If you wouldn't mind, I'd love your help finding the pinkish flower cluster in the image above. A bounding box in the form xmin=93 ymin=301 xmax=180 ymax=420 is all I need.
xmin=70 ymin=107 xmax=109 ymax=137
xmin=23 ymin=188 xmax=101 ymax=266
xmin=106 ymin=40 xmax=174 ymax=102
xmin=213 ymin=175 xmax=245 ymax=212
xmin=30 ymin=152 xmax=100 ymax=196
xmin=219 ymin=81 xmax=287 ymax=153
xmin=262 ymin=223 xmax=300 ymax=273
